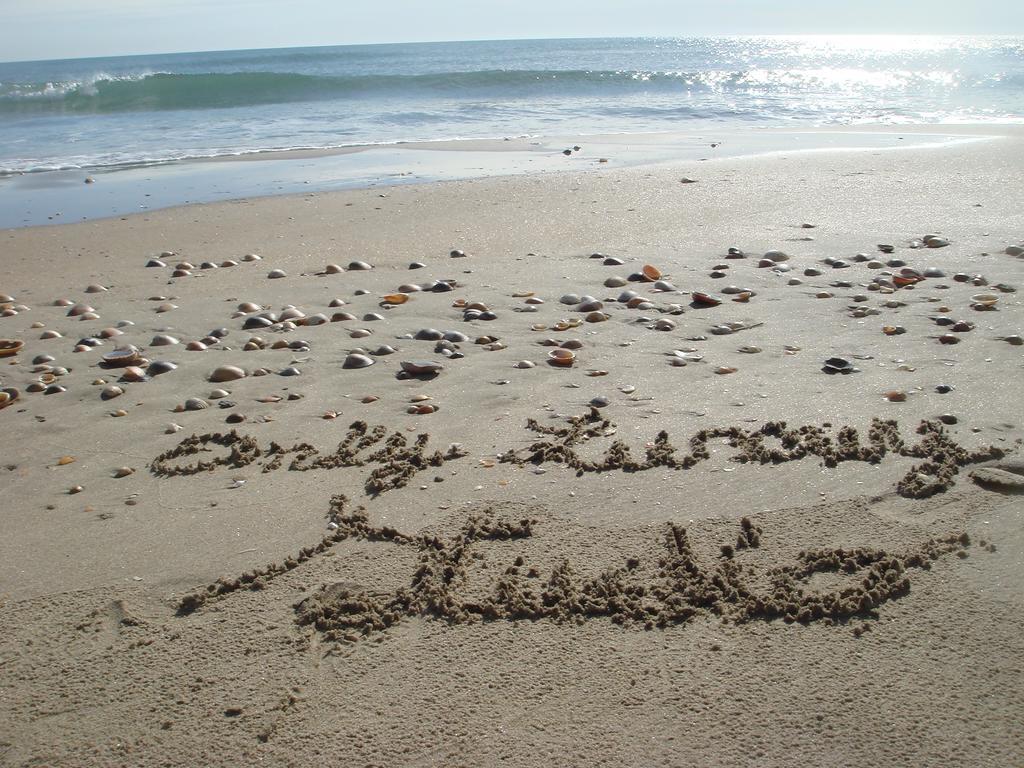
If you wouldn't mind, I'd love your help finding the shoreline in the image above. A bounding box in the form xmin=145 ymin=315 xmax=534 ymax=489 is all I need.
xmin=0 ymin=123 xmax=1010 ymax=230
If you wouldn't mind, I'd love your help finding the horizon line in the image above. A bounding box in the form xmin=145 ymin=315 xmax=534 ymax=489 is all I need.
xmin=3 ymin=32 xmax=1022 ymax=66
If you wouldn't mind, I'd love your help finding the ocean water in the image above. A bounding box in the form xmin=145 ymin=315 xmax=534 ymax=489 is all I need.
xmin=1 ymin=36 xmax=1023 ymax=176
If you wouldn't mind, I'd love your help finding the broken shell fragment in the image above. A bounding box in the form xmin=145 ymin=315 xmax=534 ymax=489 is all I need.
xmin=400 ymin=360 xmax=443 ymax=375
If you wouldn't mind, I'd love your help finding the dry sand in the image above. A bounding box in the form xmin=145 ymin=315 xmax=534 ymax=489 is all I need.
xmin=0 ymin=125 xmax=1022 ymax=766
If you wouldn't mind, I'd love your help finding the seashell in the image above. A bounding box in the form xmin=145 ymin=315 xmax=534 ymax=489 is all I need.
xmin=102 ymin=345 xmax=143 ymax=367
xmin=84 ymin=284 xmax=107 ymax=293
xmin=113 ymin=467 xmax=134 ymax=478
xmin=171 ymin=269 xmax=191 ymax=278
xmin=885 ymin=391 xmax=907 ymax=402
xmin=363 ymin=313 xmax=385 ymax=322
xmin=26 ymin=382 xmax=46 ymax=392
xmin=475 ymin=335 xmax=499 ymax=345
xmin=408 ymin=403 xmax=438 ymax=414
xmin=243 ymin=316 xmax=274 ymax=330
xmin=578 ymin=300 xmax=604 ymax=312
xmin=737 ymin=346 xmax=761 ymax=353
xmin=147 ymin=360 xmax=177 ymax=376
xmin=267 ymin=269 xmax=287 ymax=279
xmin=560 ymin=293 xmax=581 ymax=305
xmin=691 ymin=292 xmax=721 ymax=306
xmin=823 ymin=357 xmax=855 ymax=373
xmin=652 ymin=280 xmax=676 ymax=292
xmin=347 ymin=261 xmax=373 ymax=271
xmin=442 ymin=331 xmax=469 ymax=343
xmin=951 ymin=321 xmax=974 ymax=333
xmin=430 ymin=280 xmax=455 ymax=293
xmin=0 ymin=387 xmax=21 ymax=407
xmin=175 ymin=262 xmax=194 ymax=271
xmin=971 ymin=293 xmax=999 ymax=306
xmin=98 ymin=327 xmax=124 ymax=339
xmin=150 ymin=334 xmax=179 ymax=346
xmin=279 ymin=366 xmax=301 ymax=376
xmin=642 ymin=264 xmax=662 ymax=281
xmin=67 ymin=303 xmax=94 ymax=316
xmin=513 ymin=360 xmax=536 ymax=369
xmin=547 ymin=349 xmax=575 ymax=367
xmin=415 ymin=328 xmax=444 ymax=341
xmin=882 ymin=326 xmax=906 ymax=336
xmin=209 ymin=389 xmax=230 ymax=399
xmin=400 ymin=360 xmax=443 ymax=375
xmin=165 ymin=423 xmax=183 ymax=434
xmin=279 ymin=307 xmax=305 ymax=321
xmin=43 ymin=384 xmax=67 ymax=395
xmin=409 ymin=262 xmax=426 ymax=269
xmin=561 ymin=339 xmax=584 ymax=350
xmin=0 ymin=339 xmax=24 ymax=357
xmin=184 ymin=398 xmax=209 ymax=411
xmin=343 ymin=353 xmax=375 ymax=369
xmin=221 ymin=260 xmax=239 ymax=267
xmin=120 ymin=366 xmax=148 ymax=382
xmin=923 ymin=235 xmax=949 ymax=248
xmin=714 ymin=366 xmax=738 ymax=375
xmin=330 ymin=312 xmax=357 ymax=323
xmin=242 ymin=253 xmax=261 ymax=262
xmin=324 ymin=264 xmax=345 ymax=274
xmin=585 ymin=312 xmax=608 ymax=323
xmin=587 ymin=370 xmax=608 ymax=377
xmin=938 ymin=334 xmax=960 ymax=345
xmin=52 ymin=298 xmax=74 ymax=307
xmin=372 ymin=345 xmax=397 ymax=356
xmin=146 ymin=259 xmax=166 ymax=268
xmin=653 ymin=319 xmax=676 ymax=331
xmin=604 ymin=276 xmax=628 ymax=288
xmin=186 ymin=341 xmax=208 ymax=351
xmin=382 ymin=293 xmax=409 ymax=304
xmin=603 ymin=257 xmax=625 ymax=266
xmin=238 ymin=302 xmax=261 ymax=313
xmin=156 ymin=303 xmax=178 ymax=313
xmin=997 ymin=334 xmax=1023 ymax=346
xmin=816 ymin=291 xmax=833 ymax=299
xmin=349 ymin=328 xmax=372 ymax=339
xmin=210 ymin=365 xmax=247 ymax=382
xmin=303 ymin=313 xmax=328 ymax=326
xmin=465 ymin=301 xmax=489 ymax=312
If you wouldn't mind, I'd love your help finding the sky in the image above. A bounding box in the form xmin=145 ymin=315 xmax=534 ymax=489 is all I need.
xmin=2 ymin=0 xmax=1024 ymax=62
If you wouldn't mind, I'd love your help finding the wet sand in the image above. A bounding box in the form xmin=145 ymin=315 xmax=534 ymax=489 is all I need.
xmin=0 ymin=126 xmax=1022 ymax=766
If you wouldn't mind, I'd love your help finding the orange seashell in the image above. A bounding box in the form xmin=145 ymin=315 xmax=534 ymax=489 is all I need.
xmin=0 ymin=339 xmax=24 ymax=357
xmin=893 ymin=276 xmax=920 ymax=287
xmin=452 ymin=298 xmax=467 ymax=308
xmin=361 ymin=395 xmax=379 ymax=403
xmin=642 ymin=264 xmax=662 ymax=281
xmin=692 ymin=292 xmax=722 ymax=306
xmin=732 ymin=292 xmax=751 ymax=303
xmin=885 ymin=391 xmax=907 ymax=402
xmin=512 ymin=291 xmax=535 ymax=298
xmin=548 ymin=349 xmax=576 ymax=367
xmin=57 ymin=455 xmax=76 ymax=466
xmin=382 ymin=293 xmax=409 ymax=305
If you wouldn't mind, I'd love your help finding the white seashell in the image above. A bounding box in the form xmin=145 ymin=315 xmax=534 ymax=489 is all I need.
xmin=347 ymin=261 xmax=373 ymax=270
xmin=150 ymin=334 xmax=179 ymax=346
xmin=267 ymin=269 xmax=287 ymax=279
xmin=559 ymin=293 xmax=581 ymax=305
xmin=324 ymin=264 xmax=344 ymax=274
xmin=242 ymin=253 xmax=262 ymax=261
xmin=514 ymin=360 xmax=536 ymax=369
xmin=84 ymin=284 xmax=108 ymax=293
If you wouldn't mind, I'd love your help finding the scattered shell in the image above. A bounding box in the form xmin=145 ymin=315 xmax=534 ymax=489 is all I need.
xmin=324 ymin=264 xmax=345 ymax=274
xmin=209 ymin=389 xmax=230 ymax=399
xmin=146 ymin=259 xmax=166 ymax=268
xmin=547 ymin=349 xmax=576 ymax=367
xmin=885 ymin=391 xmax=907 ymax=402
xmin=737 ymin=346 xmax=761 ymax=354
xmin=209 ymin=365 xmax=247 ymax=382
xmin=184 ymin=397 xmax=209 ymax=411
xmin=155 ymin=303 xmax=178 ymax=313
xmin=242 ymin=253 xmax=262 ymax=262
xmin=513 ymin=360 xmax=536 ymax=369
xmin=113 ymin=467 xmax=135 ymax=478
xmin=120 ymin=366 xmax=148 ymax=382
xmin=279 ymin=366 xmax=301 ymax=376
xmin=150 ymin=334 xmax=179 ymax=346
xmin=186 ymin=341 xmax=208 ymax=351
xmin=67 ymin=303 xmax=94 ymax=317
xmin=147 ymin=361 xmax=178 ymax=376
xmin=347 ymin=261 xmax=373 ymax=271
xmin=971 ymin=293 xmax=999 ymax=306
xmin=343 ymin=353 xmax=375 ymax=369
xmin=400 ymin=360 xmax=443 ymax=375
xmin=349 ymin=328 xmax=372 ymax=339
xmin=102 ymin=345 xmax=144 ymax=367
xmin=382 ymin=293 xmax=409 ymax=305
xmin=84 ymin=284 xmax=107 ymax=294
xmin=691 ymin=292 xmax=721 ymax=306
xmin=604 ymin=276 xmax=628 ymax=288
xmin=267 ymin=269 xmax=287 ymax=279
xmin=165 ymin=423 xmax=182 ymax=434
xmin=822 ymin=357 xmax=858 ymax=375
xmin=0 ymin=339 xmax=24 ymax=357
xmin=714 ymin=366 xmax=738 ymax=375
xmin=585 ymin=312 xmax=608 ymax=323
xmin=407 ymin=403 xmax=438 ymax=414
xmin=642 ymin=264 xmax=662 ymax=281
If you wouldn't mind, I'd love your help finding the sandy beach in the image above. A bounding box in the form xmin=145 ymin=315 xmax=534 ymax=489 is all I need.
xmin=1 ymin=125 xmax=1022 ymax=766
